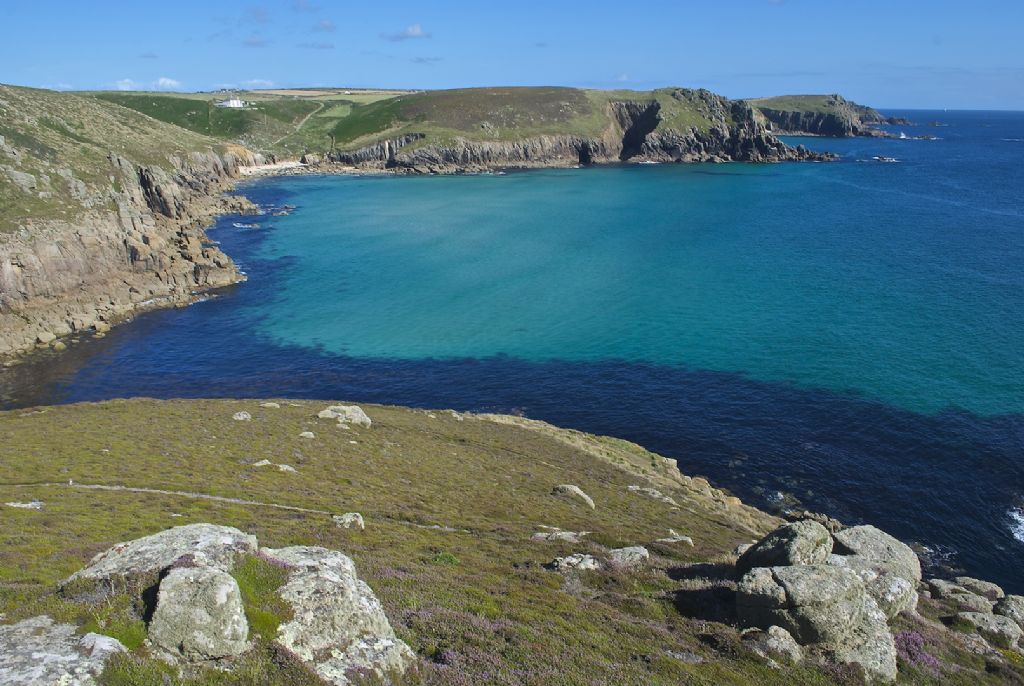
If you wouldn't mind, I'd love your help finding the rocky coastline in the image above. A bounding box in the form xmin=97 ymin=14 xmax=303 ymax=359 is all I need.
xmin=0 ymin=150 xmax=262 ymax=363
xmin=752 ymin=94 xmax=912 ymax=138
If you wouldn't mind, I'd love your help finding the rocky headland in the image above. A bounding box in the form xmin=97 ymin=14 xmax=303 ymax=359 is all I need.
xmin=749 ymin=94 xmax=912 ymax=138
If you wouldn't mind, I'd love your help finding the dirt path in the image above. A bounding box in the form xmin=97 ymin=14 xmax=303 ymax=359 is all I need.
xmin=272 ymin=101 xmax=325 ymax=147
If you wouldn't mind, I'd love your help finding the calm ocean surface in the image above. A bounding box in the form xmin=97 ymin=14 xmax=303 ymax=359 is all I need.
xmin=3 ymin=110 xmax=1022 ymax=590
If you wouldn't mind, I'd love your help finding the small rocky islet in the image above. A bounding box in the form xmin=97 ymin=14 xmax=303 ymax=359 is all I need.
xmin=1 ymin=399 xmax=1023 ymax=685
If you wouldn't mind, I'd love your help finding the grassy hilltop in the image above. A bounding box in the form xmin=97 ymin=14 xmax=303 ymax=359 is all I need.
xmin=1 ymin=399 xmax=1021 ymax=685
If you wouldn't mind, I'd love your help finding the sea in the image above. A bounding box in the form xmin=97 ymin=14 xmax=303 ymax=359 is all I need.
xmin=2 ymin=110 xmax=1022 ymax=591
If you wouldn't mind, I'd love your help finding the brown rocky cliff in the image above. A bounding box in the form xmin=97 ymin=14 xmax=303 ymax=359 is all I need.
xmin=0 ymin=149 xmax=259 ymax=359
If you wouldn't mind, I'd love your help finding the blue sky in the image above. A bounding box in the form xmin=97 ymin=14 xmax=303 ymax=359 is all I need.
xmin=1 ymin=0 xmax=1021 ymax=109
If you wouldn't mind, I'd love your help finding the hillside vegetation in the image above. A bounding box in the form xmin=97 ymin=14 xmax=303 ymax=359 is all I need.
xmin=1 ymin=399 xmax=1022 ymax=685
xmin=0 ymin=85 xmax=232 ymax=231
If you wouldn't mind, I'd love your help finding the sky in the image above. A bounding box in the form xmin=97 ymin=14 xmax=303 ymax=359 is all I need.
xmin=1 ymin=0 xmax=1022 ymax=109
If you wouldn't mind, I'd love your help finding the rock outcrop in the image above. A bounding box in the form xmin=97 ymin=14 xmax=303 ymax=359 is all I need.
xmin=262 ymin=546 xmax=416 ymax=686
xmin=0 ymin=616 xmax=127 ymax=686
xmin=54 ymin=524 xmax=414 ymax=684
xmin=552 ymin=484 xmax=596 ymax=509
xmin=318 ymin=404 xmax=373 ymax=428
xmin=752 ymin=94 xmax=907 ymax=138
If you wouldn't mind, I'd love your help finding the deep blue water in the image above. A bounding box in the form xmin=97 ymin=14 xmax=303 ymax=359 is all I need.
xmin=2 ymin=110 xmax=1022 ymax=591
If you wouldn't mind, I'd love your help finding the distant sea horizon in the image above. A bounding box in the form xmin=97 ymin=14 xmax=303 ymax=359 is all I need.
xmin=2 ymin=108 xmax=1022 ymax=591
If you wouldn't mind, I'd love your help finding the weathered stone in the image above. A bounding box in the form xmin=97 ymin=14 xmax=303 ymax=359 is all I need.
xmin=530 ymin=528 xmax=588 ymax=543
xmin=317 ymin=405 xmax=372 ymax=427
xmin=232 ymin=411 xmax=251 ymax=421
xmin=827 ymin=554 xmax=918 ymax=618
xmin=277 ymin=464 xmax=297 ymax=473
xmin=64 ymin=524 xmax=257 ymax=593
xmin=737 ymin=565 xmax=867 ymax=645
xmin=259 ymin=402 xmax=280 ymax=409
xmin=333 ymin=513 xmax=365 ymax=530
xmin=299 ymin=431 xmax=315 ymax=439
xmin=956 ymin=612 xmax=1023 ymax=649
xmin=955 ymin=576 xmax=1004 ymax=601
xmin=736 ymin=520 xmax=832 ymax=575
xmin=550 ymin=553 xmax=601 ymax=572
xmin=0 ymin=615 xmax=126 ymax=685
xmin=832 ymin=525 xmax=921 ymax=584
xmin=607 ymin=546 xmax=650 ymax=568
xmin=262 ymin=546 xmax=415 ymax=686
xmin=994 ymin=595 xmax=1024 ymax=631
xmin=743 ymin=625 xmax=803 ymax=665
xmin=552 ymin=484 xmax=595 ymax=509
xmin=149 ymin=566 xmax=249 ymax=662
xmin=627 ymin=484 xmax=679 ymax=506
xmin=928 ymin=578 xmax=968 ymax=599
xmin=812 ymin=596 xmax=897 ymax=684
xmin=950 ymin=591 xmax=995 ymax=614
xmin=656 ymin=529 xmax=694 ymax=546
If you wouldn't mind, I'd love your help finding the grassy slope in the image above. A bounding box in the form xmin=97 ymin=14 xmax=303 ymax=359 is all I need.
xmin=746 ymin=95 xmax=841 ymax=114
xmin=0 ymin=399 xmax=1015 ymax=685
xmin=0 ymin=85 xmax=225 ymax=232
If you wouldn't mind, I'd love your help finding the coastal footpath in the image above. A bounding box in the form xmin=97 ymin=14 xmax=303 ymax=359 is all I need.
xmin=1 ymin=399 xmax=1023 ymax=684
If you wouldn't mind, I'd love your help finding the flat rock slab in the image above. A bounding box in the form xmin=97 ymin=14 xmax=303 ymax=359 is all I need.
xmin=318 ymin=405 xmax=372 ymax=427
xmin=552 ymin=484 xmax=595 ymax=509
xmin=65 ymin=523 xmax=257 ymax=589
xmin=736 ymin=520 xmax=832 ymax=575
xmin=262 ymin=546 xmax=415 ymax=686
xmin=0 ymin=615 xmax=126 ymax=685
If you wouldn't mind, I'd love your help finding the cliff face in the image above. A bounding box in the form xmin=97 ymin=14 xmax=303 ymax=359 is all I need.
xmin=326 ymin=89 xmax=831 ymax=173
xmin=0 ymin=149 xmax=259 ymax=359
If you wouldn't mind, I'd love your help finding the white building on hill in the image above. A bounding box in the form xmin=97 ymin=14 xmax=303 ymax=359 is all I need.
xmin=215 ymin=98 xmax=245 ymax=108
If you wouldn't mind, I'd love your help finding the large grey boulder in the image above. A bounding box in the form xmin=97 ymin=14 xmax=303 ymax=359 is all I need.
xmin=262 ymin=546 xmax=415 ymax=686
xmin=827 ymin=554 xmax=918 ymax=619
xmin=735 ymin=520 xmax=832 ymax=575
xmin=829 ymin=525 xmax=921 ymax=618
xmin=737 ymin=565 xmax=897 ymax=682
xmin=832 ymin=525 xmax=921 ymax=584
xmin=149 ymin=566 xmax=249 ymax=662
xmin=995 ymin=595 xmax=1024 ymax=631
xmin=607 ymin=546 xmax=650 ymax=568
xmin=956 ymin=612 xmax=1023 ymax=649
xmin=64 ymin=524 xmax=257 ymax=595
xmin=0 ymin=615 xmax=126 ymax=685
xmin=549 ymin=553 xmax=601 ymax=572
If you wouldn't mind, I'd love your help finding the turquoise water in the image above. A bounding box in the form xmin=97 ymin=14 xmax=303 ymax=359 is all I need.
xmin=254 ymin=143 xmax=1023 ymax=417
xmin=3 ymin=110 xmax=1023 ymax=590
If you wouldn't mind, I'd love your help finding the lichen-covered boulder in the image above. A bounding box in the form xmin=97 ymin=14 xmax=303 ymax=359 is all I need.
xmin=956 ymin=612 xmax=1023 ymax=649
xmin=829 ymin=525 xmax=921 ymax=618
xmin=0 ymin=615 xmax=126 ymax=685
xmin=955 ymin=576 xmax=1004 ymax=601
xmin=333 ymin=513 xmax=365 ymax=530
xmin=995 ymin=595 xmax=1024 ymax=631
xmin=318 ymin=405 xmax=372 ymax=427
xmin=63 ymin=524 xmax=257 ymax=598
xmin=552 ymin=484 xmax=595 ymax=509
xmin=149 ymin=566 xmax=249 ymax=662
xmin=262 ymin=546 xmax=415 ymax=686
xmin=735 ymin=520 xmax=832 ymax=575
xmin=743 ymin=625 xmax=803 ymax=666
xmin=549 ymin=553 xmax=601 ymax=572
xmin=832 ymin=525 xmax=921 ymax=584
xmin=736 ymin=565 xmax=897 ymax=682
xmin=607 ymin=546 xmax=650 ymax=568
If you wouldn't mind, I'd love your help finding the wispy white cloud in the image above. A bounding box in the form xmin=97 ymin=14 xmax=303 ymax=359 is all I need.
xmin=412 ymin=56 xmax=442 ymax=65
xmin=313 ymin=18 xmax=335 ymax=33
xmin=154 ymin=77 xmax=181 ymax=90
xmin=381 ymin=23 xmax=430 ymax=42
xmin=291 ymin=0 xmax=319 ymax=11
xmin=115 ymin=78 xmax=140 ymax=91
xmin=139 ymin=51 xmax=158 ymax=59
